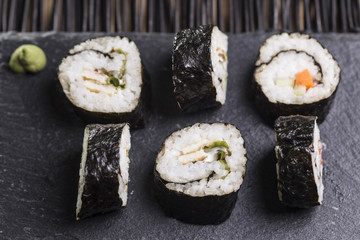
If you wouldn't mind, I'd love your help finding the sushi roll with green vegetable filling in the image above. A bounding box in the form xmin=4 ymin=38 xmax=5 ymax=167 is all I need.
xmin=59 ymin=36 xmax=146 ymax=128
xmin=274 ymin=115 xmax=324 ymax=208
xmin=76 ymin=123 xmax=131 ymax=220
xmin=172 ymin=25 xmax=228 ymax=112
xmin=154 ymin=123 xmax=247 ymax=224
xmin=254 ymin=33 xmax=340 ymax=123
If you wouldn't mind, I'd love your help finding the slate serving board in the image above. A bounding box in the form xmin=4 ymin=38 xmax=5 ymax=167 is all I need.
xmin=0 ymin=32 xmax=359 ymax=240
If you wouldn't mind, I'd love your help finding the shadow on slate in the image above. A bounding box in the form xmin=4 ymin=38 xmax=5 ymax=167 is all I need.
xmin=145 ymin=157 xmax=163 ymax=211
xmin=257 ymin=149 xmax=284 ymax=212
xmin=246 ymin=62 xmax=273 ymax=127
xmin=51 ymin=80 xmax=82 ymax=124
xmin=150 ymin=51 xmax=181 ymax=117
xmin=244 ymin=63 xmax=264 ymax=120
xmin=141 ymin=68 xmax=153 ymax=126
xmin=53 ymin=151 xmax=82 ymax=222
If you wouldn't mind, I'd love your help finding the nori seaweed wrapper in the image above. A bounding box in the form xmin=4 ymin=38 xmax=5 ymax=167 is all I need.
xmin=154 ymin=170 xmax=238 ymax=225
xmin=274 ymin=115 xmax=321 ymax=208
xmin=77 ymin=124 xmax=127 ymax=220
xmin=172 ymin=25 xmax=220 ymax=112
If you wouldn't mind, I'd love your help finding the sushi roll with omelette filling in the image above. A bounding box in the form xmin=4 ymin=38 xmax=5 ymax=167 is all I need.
xmin=154 ymin=123 xmax=247 ymax=224
xmin=76 ymin=123 xmax=130 ymax=220
xmin=172 ymin=25 xmax=228 ymax=112
xmin=274 ymin=115 xmax=324 ymax=208
xmin=254 ymin=33 xmax=340 ymax=123
xmin=59 ymin=36 xmax=146 ymax=128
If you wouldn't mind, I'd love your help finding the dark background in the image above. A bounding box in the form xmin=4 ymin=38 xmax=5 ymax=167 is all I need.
xmin=0 ymin=32 xmax=359 ymax=239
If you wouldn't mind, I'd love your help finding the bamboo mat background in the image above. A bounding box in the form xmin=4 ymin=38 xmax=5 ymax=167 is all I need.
xmin=1 ymin=0 xmax=360 ymax=33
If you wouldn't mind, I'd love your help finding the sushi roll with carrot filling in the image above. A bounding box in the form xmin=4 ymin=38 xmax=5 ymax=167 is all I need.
xmin=154 ymin=123 xmax=247 ymax=224
xmin=254 ymin=33 xmax=341 ymax=123
xmin=58 ymin=36 xmax=147 ymax=128
xmin=274 ymin=115 xmax=324 ymax=208
xmin=172 ymin=25 xmax=228 ymax=112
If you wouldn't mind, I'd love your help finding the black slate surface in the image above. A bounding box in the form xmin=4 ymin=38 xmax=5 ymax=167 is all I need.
xmin=0 ymin=32 xmax=359 ymax=240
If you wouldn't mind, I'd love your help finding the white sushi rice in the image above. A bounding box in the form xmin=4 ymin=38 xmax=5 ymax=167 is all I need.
xmin=76 ymin=124 xmax=131 ymax=220
xmin=156 ymin=123 xmax=247 ymax=197
xmin=118 ymin=124 xmax=131 ymax=206
xmin=256 ymin=50 xmax=323 ymax=104
xmin=312 ymin=121 xmax=324 ymax=204
xmin=76 ymin=126 xmax=89 ymax=219
xmin=255 ymin=33 xmax=340 ymax=104
xmin=59 ymin=36 xmax=142 ymax=113
xmin=211 ymin=26 xmax=228 ymax=104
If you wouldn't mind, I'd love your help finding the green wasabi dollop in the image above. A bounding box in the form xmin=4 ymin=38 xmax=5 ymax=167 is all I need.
xmin=9 ymin=44 xmax=47 ymax=74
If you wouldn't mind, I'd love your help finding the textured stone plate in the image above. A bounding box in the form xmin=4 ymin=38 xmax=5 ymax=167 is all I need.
xmin=0 ymin=32 xmax=359 ymax=240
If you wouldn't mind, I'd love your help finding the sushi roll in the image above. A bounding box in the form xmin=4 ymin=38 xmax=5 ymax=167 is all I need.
xmin=172 ymin=25 xmax=228 ymax=112
xmin=58 ymin=36 xmax=147 ymax=128
xmin=254 ymin=33 xmax=341 ymax=123
xmin=274 ymin=115 xmax=324 ymax=208
xmin=76 ymin=123 xmax=131 ymax=220
xmin=154 ymin=123 xmax=247 ymax=224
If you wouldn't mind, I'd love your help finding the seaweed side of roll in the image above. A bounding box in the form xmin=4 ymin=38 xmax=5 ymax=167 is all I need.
xmin=274 ymin=115 xmax=322 ymax=208
xmin=76 ymin=124 xmax=129 ymax=220
xmin=172 ymin=25 xmax=220 ymax=112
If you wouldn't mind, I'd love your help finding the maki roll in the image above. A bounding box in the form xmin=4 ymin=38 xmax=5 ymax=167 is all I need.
xmin=254 ymin=33 xmax=341 ymax=123
xmin=274 ymin=115 xmax=324 ymax=208
xmin=76 ymin=123 xmax=131 ymax=220
xmin=154 ymin=123 xmax=247 ymax=224
xmin=59 ymin=36 xmax=146 ymax=128
xmin=172 ymin=25 xmax=228 ymax=112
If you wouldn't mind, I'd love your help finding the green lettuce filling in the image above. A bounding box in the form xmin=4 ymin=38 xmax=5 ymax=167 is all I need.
xmin=103 ymin=48 xmax=127 ymax=89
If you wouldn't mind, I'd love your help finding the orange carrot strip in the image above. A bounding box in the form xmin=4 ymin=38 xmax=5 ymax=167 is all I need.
xmin=295 ymin=69 xmax=314 ymax=90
